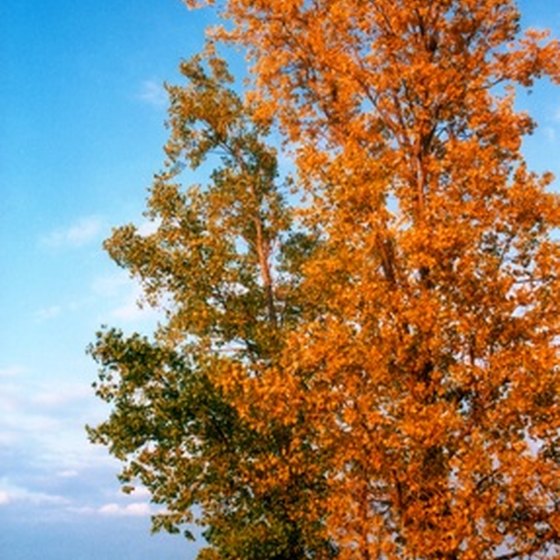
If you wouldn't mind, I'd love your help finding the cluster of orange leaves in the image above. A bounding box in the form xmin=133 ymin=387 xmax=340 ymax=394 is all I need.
xmin=185 ymin=1 xmax=560 ymax=558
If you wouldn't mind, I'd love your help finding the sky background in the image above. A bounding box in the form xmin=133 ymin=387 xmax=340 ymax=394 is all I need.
xmin=1 ymin=1 xmax=560 ymax=559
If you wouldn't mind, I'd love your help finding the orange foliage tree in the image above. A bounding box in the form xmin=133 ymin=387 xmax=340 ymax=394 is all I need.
xmin=91 ymin=1 xmax=560 ymax=558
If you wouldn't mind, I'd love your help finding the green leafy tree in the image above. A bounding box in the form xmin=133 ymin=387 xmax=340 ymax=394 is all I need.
xmin=88 ymin=52 xmax=332 ymax=560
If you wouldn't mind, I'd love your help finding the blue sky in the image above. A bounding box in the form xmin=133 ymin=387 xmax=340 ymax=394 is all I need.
xmin=1 ymin=1 xmax=560 ymax=559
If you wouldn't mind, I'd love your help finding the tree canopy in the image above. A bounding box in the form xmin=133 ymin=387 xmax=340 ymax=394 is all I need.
xmin=90 ymin=2 xmax=560 ymax=559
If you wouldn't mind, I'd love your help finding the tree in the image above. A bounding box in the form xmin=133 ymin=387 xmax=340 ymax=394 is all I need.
xmin=191 ymin=0 xmax=560 ymax=558
xmin=88 ymin=52 xmax=333 ymax=559
xmin=91 ymin=1 xmax=560 ymax=559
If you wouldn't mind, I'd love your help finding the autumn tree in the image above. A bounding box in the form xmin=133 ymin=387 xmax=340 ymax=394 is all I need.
xmin=91 ymin=1 xmax=560 ymax=559
xmin=88 ymin=52 xmax=333 ymax=560
xmin=183 ymin=0 xmax=560 ymax=558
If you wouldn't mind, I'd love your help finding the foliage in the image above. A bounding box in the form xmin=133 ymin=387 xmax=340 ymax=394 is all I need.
xmin=91 ymin=1 xmax=560 ymax=559
xmin=88 ymin=53 xmax=332 ymax=560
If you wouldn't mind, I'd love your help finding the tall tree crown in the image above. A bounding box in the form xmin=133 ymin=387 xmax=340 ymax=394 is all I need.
xmin=91 ymin=1 xmax=560 ymax=559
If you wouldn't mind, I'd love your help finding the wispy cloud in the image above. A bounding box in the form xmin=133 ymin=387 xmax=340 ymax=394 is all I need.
xmin=34 ymin=305 xmax=62 ymax=321
xmin=99 ymin=502 xmax=152 ymax=516
xmin=0 ymin=372 xmax=112 ymax=475
xmin=137 ymin=80 xmax=167 ymax=108
xmin=543 ymin=126 xmax=557 ymax=142
xmin=110 ymin=287 xmax=157 ymax=322
xmin=0 ymin=365 xmax=26 ymax=378
xmin=91 ymin=271 xmax=131 ymax=297
xmin=56 ymin=469 xmax=79 ymax=479
xmin=0 ymin=480 xmax=69 ymax=507
xmin=70 ymin=502 xmax=152 ymax=517
xmin=40 ymin=216 xmax=104 ymax=249
xmin=92 ymin=271 xmax=160 ymax=324
xmin=30 ymin=384 xmax=91 ymax=408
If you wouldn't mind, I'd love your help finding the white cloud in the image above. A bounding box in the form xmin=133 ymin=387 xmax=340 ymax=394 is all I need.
xmin=0 ymin=382 xmax=24 ymax=414
xmin=0 ymin=372 xmax=114 ymax=475
xmin=30 ymin=384 xmax=91 ymax=408
xmin=92 ymin=271 xmax=160 ymax=323
xmin=0 ymin=480 xmax=69 ymax=507
xmin=110 ymin=291 xmax=154 ymax=322
xmin=91 ymin=271 xmax=131 ymax=297
xmin=0 ymin=365 xmax=26 ymax=378
xmin=40 ymin=216 xmax=104 ymax=249
xmin=98 ymin=502 xmax=152 ymax=517
xmin=543 ymin=126 xmax=557 ymax=142
xmin=56 ymin=469 xmax=79 ymax=478
xmin=66 ymin=505 xmax=96 ymax=515
xmin=137 ymin=80 xmax=167 ymax=108
xmin=0 ymin=432 xmax=17 ymax=446
xmin=35 ymin=305 xmax=62 ymax=321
